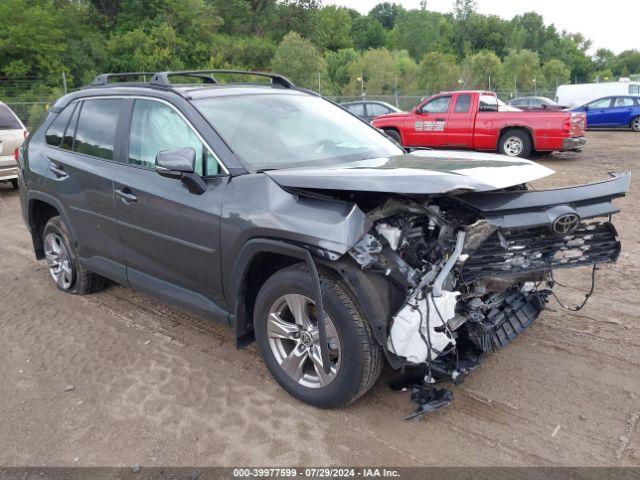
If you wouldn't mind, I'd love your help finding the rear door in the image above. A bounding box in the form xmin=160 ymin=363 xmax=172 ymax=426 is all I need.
xmin=113 ymin=98 xmax=229 ymax=316
xmin=405 ymin=95 xmax=452 ymax=147
xmin=43 ymin=97 xmax=128 ymax=283
xmin=610 ymin=97 xmax=635 ymax=126
xmin=365 ymin=102 xmax=392 ymax=122
xmin=444 ymin=93 xmax=473 ymax=148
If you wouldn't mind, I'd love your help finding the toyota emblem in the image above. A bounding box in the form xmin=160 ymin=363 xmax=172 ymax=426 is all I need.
xmin=552 ymin=213 xmax=580 ymax=235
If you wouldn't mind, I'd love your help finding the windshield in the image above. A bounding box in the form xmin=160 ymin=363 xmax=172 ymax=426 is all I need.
xmin=194 ymin=93 xmax=403 ymax=170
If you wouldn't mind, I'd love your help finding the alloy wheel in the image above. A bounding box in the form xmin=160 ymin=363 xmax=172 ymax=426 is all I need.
xmin=504 ymin=136 xmax=524 ymax=156
xmin=44 ymin=233 xmax=74 ymax=290
xmin=633 ymin=117 xmax=640 ymax=132
xmin=267 ymin=294 xmax=341 ymax=388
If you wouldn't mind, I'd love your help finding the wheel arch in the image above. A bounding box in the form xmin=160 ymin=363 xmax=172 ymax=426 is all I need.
xmin=498 ymin=125 xmax=535 ymax=151
xmin=27 ymin=192 xmax=71 ymax=260
xmin=230 ymin=239 xmax=402 ymax=351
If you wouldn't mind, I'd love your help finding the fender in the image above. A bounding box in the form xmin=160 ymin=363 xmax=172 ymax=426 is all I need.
xmin=230 ymin=238 xmax=331 ymax=370
xmin=27 ymin=190 xmax=79 ymax=258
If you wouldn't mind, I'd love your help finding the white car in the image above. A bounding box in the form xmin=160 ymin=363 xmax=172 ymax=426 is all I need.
xmin=0 ymin=101 xmax=27 ymax=189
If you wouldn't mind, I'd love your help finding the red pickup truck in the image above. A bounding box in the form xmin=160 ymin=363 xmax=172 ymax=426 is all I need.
xmin=371 ymin=91 xmax=586 ymax=158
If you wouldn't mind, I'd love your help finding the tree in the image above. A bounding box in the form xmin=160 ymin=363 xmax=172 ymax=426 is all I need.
xmin=271 ymin=32 xmax=324 ymax=88
xmin=502 ymin=49 xmax=541 ymax=92
xmin=541 ymin=59 xmax=570 ymax=89
xmin=345 ymin=48 xmax=397 ymax=95
xmin=454 ymin=0 xmax=476 ymax=20
xmin=416 ymin=52 xmax=460 ymax=93
xmin=368 ymin=2 xmax=404 ymax=30
xmin=351 ymin=17 xmax=386 ymax=50
xmin=325 ymin=48 xmax=359 ymax=92
xmin=312 ymin=6 xmax=353 ymax=51
xmin=463 ymin=51 xmax=502 ymax=90
xmin=386 ymin=10 xmax=450 ymax=61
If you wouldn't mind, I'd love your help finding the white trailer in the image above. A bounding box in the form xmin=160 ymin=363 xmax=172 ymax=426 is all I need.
xmin=556 ymin=80 xmax=640 ymax=107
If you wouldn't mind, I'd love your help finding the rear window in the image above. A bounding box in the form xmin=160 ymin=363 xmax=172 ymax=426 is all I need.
xmin=46 ymin=103 xmax=77 ymax=147
xmin=0 ymin=104 xmax=22 ymax=130
xmin=73 ymin=99 xmax=125 ymax=160
xmin=454 ymin=94 xmax=471 ymax=112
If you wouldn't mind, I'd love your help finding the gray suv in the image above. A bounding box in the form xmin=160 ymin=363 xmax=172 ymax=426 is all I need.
xmin=17 ymin=71 xmax=629 ymax=412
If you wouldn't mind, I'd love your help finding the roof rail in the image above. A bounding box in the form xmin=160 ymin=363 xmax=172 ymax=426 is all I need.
xmin=90 ymin=72 xmax=155 ymax=86
xmin=149 ymin=70 xmax=295 ymax=88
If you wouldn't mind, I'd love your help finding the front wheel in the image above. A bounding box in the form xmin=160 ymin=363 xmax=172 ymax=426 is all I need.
xmin=498 ymin=130 xmax=532 ymax=158
xmin=631 ymin=116 xmax=640 ymax=132
xmin=383 ymin=128 xmax=402 ymax=145
xmin=253 ymin=264 xmax=383 ymax=408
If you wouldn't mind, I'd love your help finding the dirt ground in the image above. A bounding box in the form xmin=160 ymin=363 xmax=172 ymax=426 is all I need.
xmin=0 ymin=131 xmax=638 ymax=467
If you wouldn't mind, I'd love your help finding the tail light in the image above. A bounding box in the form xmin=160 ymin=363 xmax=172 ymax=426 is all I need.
xmin=14 ymin=147 xmax=19 ymax=162
xmin=564 ymin=113 xmax=585 ymax=135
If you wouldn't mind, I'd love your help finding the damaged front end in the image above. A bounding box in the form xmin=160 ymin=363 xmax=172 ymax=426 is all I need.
xmin=347 ymin=172 xmax=630 ymax=417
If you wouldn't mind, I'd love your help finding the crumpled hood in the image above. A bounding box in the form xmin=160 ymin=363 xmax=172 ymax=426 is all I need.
xmin=265 ymin=150 xmax=555 ymax=195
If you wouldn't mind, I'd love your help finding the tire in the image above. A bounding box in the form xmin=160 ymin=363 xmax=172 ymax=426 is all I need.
xmin=253 ymin=264 xmax=383 ymax=408
xmin=383 ymin=128 xmax=402 ymax=145
xmin=43 ymin=216 xmax=104 ymax=295
xmin=498 ymin=129 xmax=533 ymax=158
xmin=10 ymin=178 xmax=18 ymax=190
xmin=631 ymin=116 xmax=640 ymax=132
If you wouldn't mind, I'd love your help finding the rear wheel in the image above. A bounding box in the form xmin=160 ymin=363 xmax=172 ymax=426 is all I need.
xmin=254 ymin=264 xmax=383 ymax=408
xmin=631 ymin=116 xmax=640 ymax=132
xmin=43 ymin=216 xmax=105 ymax=295
xmin=499 ymin=130 xmax=532 ymax=158
xmin=10 ymin=179 xmax=18 ymax=189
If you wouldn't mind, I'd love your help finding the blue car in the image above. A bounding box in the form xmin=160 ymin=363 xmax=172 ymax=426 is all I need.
xmin=571 ymin=96 xmax=640 ymax=131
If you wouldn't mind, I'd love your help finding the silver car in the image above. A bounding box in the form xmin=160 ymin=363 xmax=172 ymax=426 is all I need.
xmin=0 ymin=101 xmax=27 ymax=189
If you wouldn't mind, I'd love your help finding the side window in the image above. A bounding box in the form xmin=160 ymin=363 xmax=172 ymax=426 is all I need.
xmin=74 ymin=99 xmax=125 ymax=160
xmin=128 ymin=99 xmax=218 ymax=176
xmin=614 ymin=97 xmax=634 ymax=107
xmin=346 ymin=104 xmax=365 ymax=116
xmin=479 ymin=94 xmax=499 ymax=111
xmin=0 ymin=104 xmax=22 ymax=130
xmin=46 ymin=103 xmax=76 ymax=146
xmin=421 ymin=96 xmax=452 ymax=113
xmin=367 ymin=103 xmax=390 ymax=117
xmin=589 ymin=98 xmax=612 ymax=109
xmin=61 ymin=103 xmax=81 ymax=151
xmin=453 ymin=94 xmax=471 ymax=113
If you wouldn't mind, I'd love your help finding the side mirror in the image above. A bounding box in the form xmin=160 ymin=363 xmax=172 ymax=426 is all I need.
xmin=155 ymin=148 xmax=206 ymax=195
xmin=583 ymin=105 xmax=589 ymax=111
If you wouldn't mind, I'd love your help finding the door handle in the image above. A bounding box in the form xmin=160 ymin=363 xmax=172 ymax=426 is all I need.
xmin=115 ymin=188 xmax=138 ymax=204
xmin=49 ymin=162 xmax=68 ymax=179
xmin=436 ymin=118 xmax=446 ymax=121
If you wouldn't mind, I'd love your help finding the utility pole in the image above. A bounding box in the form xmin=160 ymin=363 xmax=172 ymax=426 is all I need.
xmin=62 ymin=72 xmax=68 ymax=95
xmin=360 ymin=73 xmax=365 ymax=99
xmin=317 ymin=72 xmax=321 ymax=94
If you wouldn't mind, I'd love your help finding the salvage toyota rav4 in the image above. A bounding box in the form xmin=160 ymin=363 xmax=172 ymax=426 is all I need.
xmin=17 ymin=71 xmax=630 ymax=414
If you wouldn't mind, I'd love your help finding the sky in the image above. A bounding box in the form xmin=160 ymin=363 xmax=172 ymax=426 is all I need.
xmin=323 ymin=0 xmax=638 ymax=54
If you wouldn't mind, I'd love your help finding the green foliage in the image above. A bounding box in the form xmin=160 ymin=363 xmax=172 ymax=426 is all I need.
xmin=463 ymin=51 xmax=502 ymax=89
xmin=312 ymin=6 xmax=353 ymax=51
xmin=271 ymin=32 xmax=324 ymax=88
xmin=541 ymin=59 xmax=571 ymax=89
xmin=417 ymin=52 xmax=460 ymax=92
xmin=1 ymin=0 xmax=638 ymax=103
xmin=502 ymin=49 xmax=541 ymax=92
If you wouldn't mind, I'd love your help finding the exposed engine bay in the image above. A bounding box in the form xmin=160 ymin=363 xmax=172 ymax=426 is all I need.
xmin=346 ymin=188 xmax=623 ymax=417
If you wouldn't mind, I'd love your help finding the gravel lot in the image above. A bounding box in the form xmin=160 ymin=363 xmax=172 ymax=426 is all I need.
xmin=0 ymin=131 xmax=638 ymax=467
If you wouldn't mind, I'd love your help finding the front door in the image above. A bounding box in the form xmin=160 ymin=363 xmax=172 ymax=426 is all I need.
xmin=585 ymin=97 xmax=614 ymax=126
xmin=444 ymin=93 xmax=473 ymax=148
xmin=405 ymin=95 xmax=452 ymax=147
xmin=610 ymin=97 xmax=634 ymax=126
xmin=113 ymin=98 xmax=229 ymax=318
